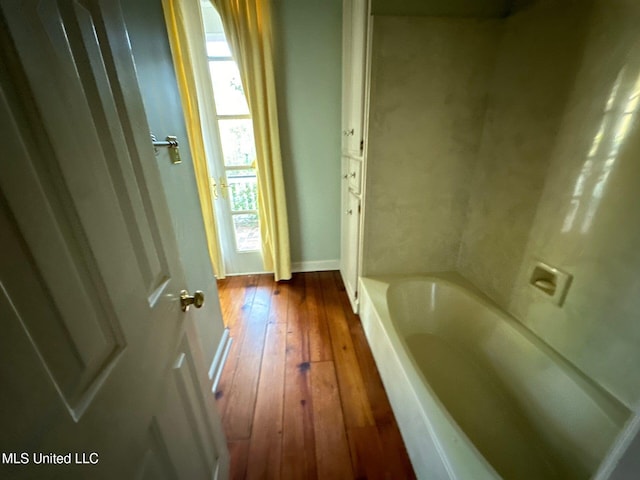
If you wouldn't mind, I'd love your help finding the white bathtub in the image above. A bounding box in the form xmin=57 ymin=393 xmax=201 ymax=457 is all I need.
xmin=359 ymin=274 xmax=628 ymax=480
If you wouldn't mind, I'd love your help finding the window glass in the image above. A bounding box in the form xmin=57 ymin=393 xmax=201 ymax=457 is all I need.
xmin=228 ymin=171 xmax=258 ymax=212
xmin=218 ymin=119 xmax=256 ymax=166
xmin=232 ymin=214 xmax=260 ymax=251
xmin=208 ymin=61 xmax=249 ymax=115
xmin=206 ymin=33 xmax=232 ymax=57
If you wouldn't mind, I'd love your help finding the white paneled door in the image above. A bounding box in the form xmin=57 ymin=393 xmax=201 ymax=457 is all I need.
xmin=0 ymin=1 xmax=227 ymax=479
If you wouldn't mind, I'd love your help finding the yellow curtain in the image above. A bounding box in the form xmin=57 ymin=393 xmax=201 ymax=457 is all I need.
xmin=210 ymin=0 xmax=292 ymax=281
xmin=162 ymin=0 xmax=225 ymax=279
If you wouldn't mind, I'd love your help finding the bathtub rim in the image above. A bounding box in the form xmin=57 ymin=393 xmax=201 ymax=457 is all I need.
xmin=376 ymin=272 xmax=628 ymax=424
xmin=359 ymin=273 xmax=501 ymax=480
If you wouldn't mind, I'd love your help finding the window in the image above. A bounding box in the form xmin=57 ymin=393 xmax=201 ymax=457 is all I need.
xmin=204 ymin=13 xmax=261 ymax=252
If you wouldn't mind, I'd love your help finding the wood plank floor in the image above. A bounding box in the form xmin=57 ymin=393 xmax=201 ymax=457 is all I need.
xmin=215 ymin=271 xmax=416 ymax=480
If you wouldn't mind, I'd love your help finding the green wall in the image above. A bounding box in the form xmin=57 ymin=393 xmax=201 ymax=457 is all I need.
xmin=272 ymin=0 xmax=343 ymax=268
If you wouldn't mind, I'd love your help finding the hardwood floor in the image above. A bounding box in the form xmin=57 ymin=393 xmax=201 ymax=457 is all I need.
xmin=215 ymin=271 xmax=416 ymax=480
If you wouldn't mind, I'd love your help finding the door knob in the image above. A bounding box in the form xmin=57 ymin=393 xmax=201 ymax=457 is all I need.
xmin=180 ymin=290 xmax=205 ymax=312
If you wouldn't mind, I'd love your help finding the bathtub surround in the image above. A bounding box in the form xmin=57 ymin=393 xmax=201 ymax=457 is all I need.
xmin=507 ymin=0 xmax=640 ymax=409
xmin=362 ymin=0 xmax=640 ymax=473
xmin=370 ymin=0 xmax=511 ymax=18
xmin=363 ymin=17 xmax=501 ymax=275
xmin=458 ymin=0 xmax=591 ymax=308
xmin=459 ymin=0 xmax=640 ymax=411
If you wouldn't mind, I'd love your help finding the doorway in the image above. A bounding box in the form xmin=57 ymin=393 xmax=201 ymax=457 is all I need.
xmin=201 ymin=2 xmax=264 ymax=275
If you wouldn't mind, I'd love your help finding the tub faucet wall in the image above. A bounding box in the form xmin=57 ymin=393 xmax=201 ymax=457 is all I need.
xmin=362 ymin=0 xmax=640 ymax=411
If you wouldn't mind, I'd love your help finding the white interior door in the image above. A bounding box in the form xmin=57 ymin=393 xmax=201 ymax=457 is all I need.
xmin=0 ymin=1 xmax=227 ymax=478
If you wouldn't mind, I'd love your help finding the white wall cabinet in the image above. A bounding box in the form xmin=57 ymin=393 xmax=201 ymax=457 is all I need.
xmin=342 ymin=0 xmax=368 ymax=158
xmin=341 ymin=179 xmax=362 ymax=308
xmin=340 ymin=0 xmax=370 ymax=312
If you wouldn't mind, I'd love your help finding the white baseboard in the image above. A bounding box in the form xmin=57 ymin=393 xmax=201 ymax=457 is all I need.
xmin=218 ymin=260 xmax=340 ymax=278
xmin=208 ymin=328 xmax=232 ymax=393
xmin=291 ymin=259 xmax=340 ymax=272
xmin=219 ymin=260 xmax=340 ymax=277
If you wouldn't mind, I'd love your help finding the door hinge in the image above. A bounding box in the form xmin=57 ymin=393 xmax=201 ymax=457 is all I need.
xmin=360 ymin=139 xmax=364 ymax=153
